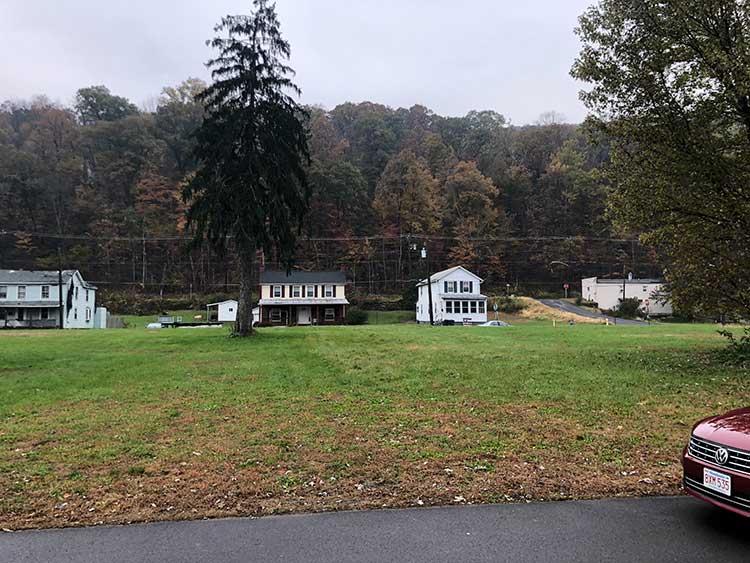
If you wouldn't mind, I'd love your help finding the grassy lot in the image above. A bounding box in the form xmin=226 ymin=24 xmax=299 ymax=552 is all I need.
xmin=366 ymin=310 xmax=415 ymax=324
xmin=0 ymin=322 xmax=747 ymax=529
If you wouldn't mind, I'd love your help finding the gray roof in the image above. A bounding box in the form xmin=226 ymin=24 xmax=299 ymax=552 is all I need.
xmin=259 ymin=270 xmax=347 ymax=284
xmin=0 ymin=269 xmax=75 ymax=284
xmin=417 ymin=265 xmax=483 ymax=286
xmin=595 ymin=278 xmax=663 ymax=285
xmin=0 ymin=269 xmax=97 ymax=289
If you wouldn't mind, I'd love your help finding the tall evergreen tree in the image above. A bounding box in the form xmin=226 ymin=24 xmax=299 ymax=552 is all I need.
xmin=184 ymin=0 xmax=310 ymax=336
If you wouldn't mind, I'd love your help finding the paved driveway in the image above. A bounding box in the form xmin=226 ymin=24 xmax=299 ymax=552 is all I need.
xmin=539 ymin=299 xmax=647 ymax=325
xmin=2 ymin=496 xmax=748 ymax=563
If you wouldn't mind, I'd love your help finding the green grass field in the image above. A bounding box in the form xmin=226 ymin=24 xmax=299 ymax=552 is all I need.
xmin=0 ymin=321 xmax=746 ymax=529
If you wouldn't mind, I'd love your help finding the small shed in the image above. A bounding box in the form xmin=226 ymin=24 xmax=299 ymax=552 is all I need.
xmin=207 ymin=300 xmax=238 ymax=322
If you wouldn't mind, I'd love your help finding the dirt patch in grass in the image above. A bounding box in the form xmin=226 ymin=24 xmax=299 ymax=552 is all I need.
xmin=516 ymin=298 xmax=603 ymax=324
xmin=0 ymin=400 xmax=688 ymax=530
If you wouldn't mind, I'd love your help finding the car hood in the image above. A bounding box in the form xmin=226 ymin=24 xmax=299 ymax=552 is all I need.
xmin=693 ymin=407 xmax=750 ymax=450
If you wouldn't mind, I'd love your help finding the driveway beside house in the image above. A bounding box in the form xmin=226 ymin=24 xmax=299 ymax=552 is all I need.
xmin=539 ymin=299 xmax=647 ymax=325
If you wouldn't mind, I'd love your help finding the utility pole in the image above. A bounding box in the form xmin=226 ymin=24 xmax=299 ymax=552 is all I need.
xmin=421 ymin=244 xmax=434 ymax=326
xmin=57 ymin=245 xmax=64 ymax=330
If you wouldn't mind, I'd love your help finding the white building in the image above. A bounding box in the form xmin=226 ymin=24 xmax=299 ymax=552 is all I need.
xmin=0 ymin=269 xmax=100 ymax=329
xmin=416 ymin=266 xmax=488 ymax=325
xmin=206 ymin=300 xmax=259 ymax=325
xmin=581 ymin=276 xmax=673 ymax=316
xmin=208 ymin=300 xmax=238 ymax=322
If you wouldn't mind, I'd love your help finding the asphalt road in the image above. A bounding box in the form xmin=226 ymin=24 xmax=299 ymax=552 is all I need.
xmin=2 ymin=496 xmax=748 ymax=563
xmin=539 ymin=299 xmax=647 ymax=325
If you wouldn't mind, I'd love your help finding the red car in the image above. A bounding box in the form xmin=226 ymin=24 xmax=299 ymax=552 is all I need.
xmin=683 ymin=407 xmax=750 ymax=517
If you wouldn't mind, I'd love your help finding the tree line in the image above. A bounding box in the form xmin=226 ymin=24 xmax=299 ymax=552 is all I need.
xmin=0 ymin=86 xmax=661 ymax=296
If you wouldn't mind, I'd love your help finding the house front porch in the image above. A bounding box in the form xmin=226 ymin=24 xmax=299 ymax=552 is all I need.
xmin=0 ymin=305 xmax=60 ymax=329
xmin=257 ymin=302 xmax=348 ymax=326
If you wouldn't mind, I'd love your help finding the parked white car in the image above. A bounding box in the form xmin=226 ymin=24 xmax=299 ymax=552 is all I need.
xmin=479 ymin=320 xmax=510 ymax=327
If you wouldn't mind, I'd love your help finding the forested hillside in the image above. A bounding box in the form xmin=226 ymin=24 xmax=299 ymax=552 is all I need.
xmin=0 ymin=81 xmax=662 ymax=295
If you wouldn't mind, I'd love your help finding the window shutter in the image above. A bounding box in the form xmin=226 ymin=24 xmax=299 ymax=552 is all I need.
xmin=334 ymin=285 xmax=338 ymax=297
xmin=282 ymin=285 xmax=286 ymax=298
xmin=469 ymin=281 xmax=473 ymax=294
xmin=444 ymin=281 xmax=448 ymax=293
xmin=315 ymin=285 xmax=318 ymax=298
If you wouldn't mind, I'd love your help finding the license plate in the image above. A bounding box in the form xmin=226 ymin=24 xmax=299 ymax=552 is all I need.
xmin=704 ymin=467 xmax=732 ymax=496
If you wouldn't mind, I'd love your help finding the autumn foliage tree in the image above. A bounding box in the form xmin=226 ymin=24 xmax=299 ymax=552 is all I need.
xmin=573 ymin=0 xmax=750 ymax=318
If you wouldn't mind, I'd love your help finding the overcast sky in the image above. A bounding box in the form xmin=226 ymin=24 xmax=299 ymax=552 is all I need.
xmin=0 ymin=0 xmax=594 ymax=125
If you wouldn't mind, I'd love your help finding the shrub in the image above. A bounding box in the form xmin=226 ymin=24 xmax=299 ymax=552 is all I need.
xmin=98 ymin=291 xmax=242 ymax=315
xmin=346 ymin=308 xmax=368 ymax=325
xmin=615 ymin=297 xmax=642 ymax=318
xmin=718 ymin=327 xmax=750 ymax=367
xmin=490 ymin=297 xmax=527 ymax=314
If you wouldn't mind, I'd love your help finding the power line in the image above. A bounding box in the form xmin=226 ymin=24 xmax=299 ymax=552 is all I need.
xmin=0 ymin=230 xmax=642 ymax=244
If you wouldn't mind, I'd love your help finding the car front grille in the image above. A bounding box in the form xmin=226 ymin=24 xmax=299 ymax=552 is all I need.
xmin=684 ymin=475 xmax=750 ymax=513
xmin=688 ymin=435 xmax=750 ymax=476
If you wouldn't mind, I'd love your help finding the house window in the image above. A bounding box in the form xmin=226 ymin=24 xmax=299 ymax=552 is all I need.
xmin=74 ymin=308 xmax=78 ymax=320
xmin=478 ymin=301 xmax=485 ymax=314
xmin=462 ymin=301 xmax=469 ymax=314
xmin=270 ymin=309 xmax=282 ymax=323
xmin=75 ymin=286 xmax=79 ymax=299
xmin=446 ymin=301 xmax=453 ymax=314
xmin=85 ymin=289 xmax=89 ymax=302
xmin=41 ymin=308 xmax=49 ymax=320
xmin=306 ymin=286 xmax=315 ymax=298
xmin=324 ymin=285 xmax=334 ymax=298
xmin=42 ymin=286 xmax=50 ymax=299
xmin=273 ymin=285 xmax=282 ymax=298
xmin=470 ymin=301 xmax=477 ymax=314
xmin=85 ymin=307 xmax=91 ymax=322
xmin=18 ymin=286 xmax=26 ymax=300
xmin=461 ymin=281 xmax=472 ymax=293
xmin=292 ymin=285 xmax=301 ymax=298
xmin=0 ymin=286 xmax=6 ymax=299
xmin=324 ymin=308 xmax=335 ymax=321
xmin=642 ymin=286 xmax=648 ymax=292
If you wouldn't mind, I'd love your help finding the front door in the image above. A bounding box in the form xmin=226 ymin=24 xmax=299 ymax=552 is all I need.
xmin=298 ymin=306 xmax=311 ymax=325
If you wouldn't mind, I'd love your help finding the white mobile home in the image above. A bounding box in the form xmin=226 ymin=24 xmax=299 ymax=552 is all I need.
xmin=581 ymin=276 xmax=672 ymax=316
xmin=0 ymin=269 xmax=99 ymax=329
xmin=416 ymin=266 xmax=488 ymax=325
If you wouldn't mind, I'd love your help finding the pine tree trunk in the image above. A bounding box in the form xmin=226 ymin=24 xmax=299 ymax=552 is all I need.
xmin=235 ymin=249 xmax=256 ymax=337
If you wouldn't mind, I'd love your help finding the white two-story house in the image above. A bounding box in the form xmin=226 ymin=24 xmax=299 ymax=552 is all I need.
xmin=257 ymin=270 xmax=349 ymax=325
xmin=416 ymin=265 xmax=488 ymax=325
xmin=0 ymin=270 xmax=98 ymax=329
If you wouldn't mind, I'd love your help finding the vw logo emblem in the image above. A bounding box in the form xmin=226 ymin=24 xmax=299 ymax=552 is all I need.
xmin=715 ymin=448 xmax=729 ymax=465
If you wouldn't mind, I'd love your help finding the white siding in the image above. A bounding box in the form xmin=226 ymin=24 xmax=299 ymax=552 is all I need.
xmin=416 ymin=266 xmax=487 ymax=324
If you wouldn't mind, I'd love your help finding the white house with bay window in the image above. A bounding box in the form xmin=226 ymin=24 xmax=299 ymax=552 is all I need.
xmin=0 ymin=269 xmax=100 ymax=329
xmin=416 ymin=266 xmax=488 ymax=325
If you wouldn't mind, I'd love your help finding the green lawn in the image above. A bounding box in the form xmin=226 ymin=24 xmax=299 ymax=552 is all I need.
xmin=366 ymin=310 xmax=415 ymax=324
xmin=0 ymin=322 xmax=746 ymax=529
